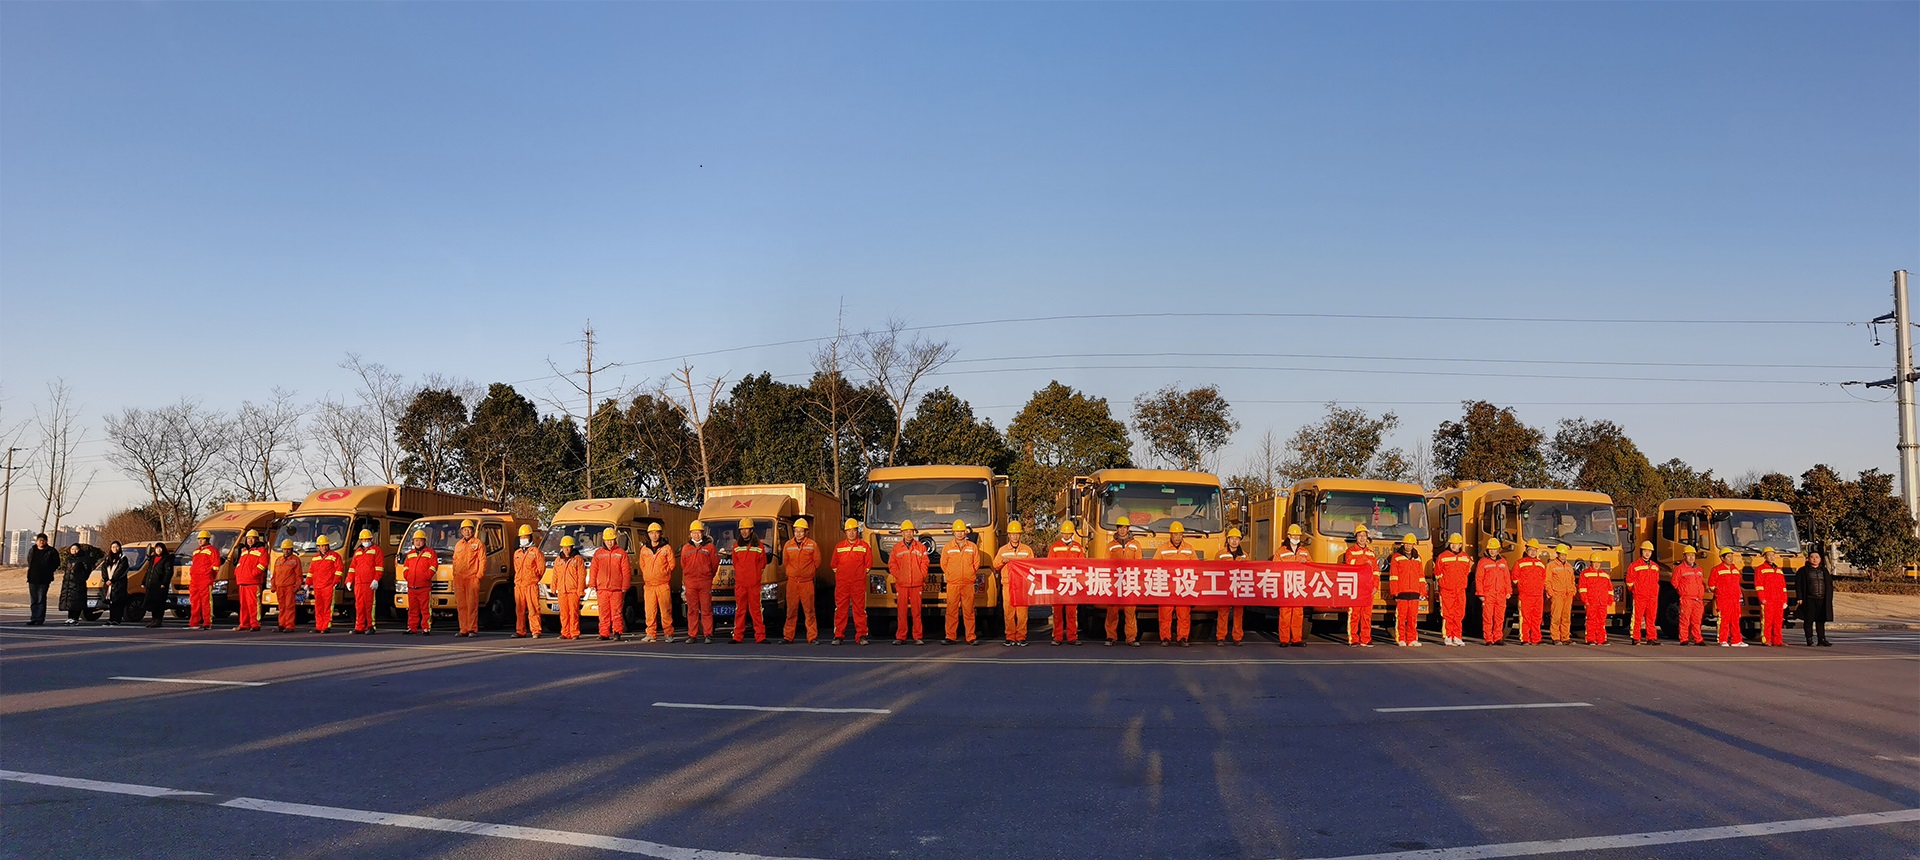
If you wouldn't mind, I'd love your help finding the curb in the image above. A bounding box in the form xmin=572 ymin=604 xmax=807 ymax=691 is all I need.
xmin=1826 ymin=622 xmax=1920 ymax=631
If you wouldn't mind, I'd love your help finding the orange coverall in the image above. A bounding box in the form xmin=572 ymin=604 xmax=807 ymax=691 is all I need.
xmin=638 ymin=540 xmax=677 ymax=639
xmin=1388 ymin=553 xmax=1425 ymax=645
xmin=681 ymin=539 xmax=719 ymax=640
xmin=272 ymin=552 xmax=304 ymax=631
xmin=890 ymin=539 xmax=929 ymax=642
xmin=1513 ymin=556 xmax=1547 ymax=644
xmin=1674 ymin=562 xmax=1707 ymax=643
xmin=1434 ymin=549 xmax=1473 ymax=642
xmin=590 ymin=546 xmax=630 ymax=638
xmin=1474 ymin=556 xmax=1511 ymax=643
xmin=452 ymin=537 xmax=485 ymax=635
xmin=832 ymin=538 xmax=873 ymax=640
xmin=1048 ymin=538 xmax=1086 ymax=643
xmin=783 ymin=537 xmax=821 ymax=643
xmin=1215 ymin=548 xmax=1247 ymax=643
xmin=308 ymin=550 xmax=342 ymax=633
xmin=1712 ymin=562 xmax=1745 ymax=645
xmin=1105 ymin=538 xmax=1142 ymax=644
xmin=1157 ymin=542 xmax=1199 ymax=644
xmin=1579 ymin=569 xmax=1614 ymax=644
xmin=1275 ymin=544 xmax=1310 ymax=644
xmin=349 ymin=545 xmax=383 ymax=633
xmin=731 ymin=541 xmax=770 ymax=642
xmin=1546 ymin=559 xmax=1577 ymax=643
xmin=942 ymin=537 xmax=981 ymax=643
xmin=1627 ymin=557 xmax=1662 ymax=643
xmin=995 ymin=541 xmax=1036 ymax=643
xmin=402 ymin=547 xmax=438 ymax=633
xmin=1755 ymin=562 xmax=1787 ymax=645
xmin=513 ymin=545 xmax=546 ymax=637
xmin=1341 ymin=545 xmax=1379 ymax=645
xmin=188 ymin=544 xmax=219 ymax=628
xmin=233 ymin=545 xmax=270 ymax=631
xmin=552 ymin=551 xmax=587 ymax=639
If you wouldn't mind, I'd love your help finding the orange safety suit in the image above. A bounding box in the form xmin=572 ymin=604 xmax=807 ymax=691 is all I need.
xmin=1627 ymin=557 xmax=1662 ymax=643
xmin=452 ymin=536 xmax=485 ymax=635
xmin=1474 ymin=556 xmax=1511 ymax=643
xmin=1579 ymin=568 xmax=1613 ymax=644
xmin=890 ymin=538 xmax=930 ymax=642
xmin=308 ymin=550 xmax=342 ymax=632
xmin=590 ymin=545 xmax=630 ymax=638
xmin=1434 ymin=549 xmax=1473 ymax=642
xmin=1513 ymin=556 xmax=1547 ymax=645
xmin=1215 ymin=548 xmax=1248 ymax=643
xmin=349 ymin=544 xmax=383 ymax=633
xmin=681 ymin=539 xmax=719 ymax=640
xmin=513 ymin=545 xmax=546 ymax=637
xmin=1157 ymin=542 xmax=1200 ymax=644
xmin=1711 ymin=562 xmax=1745 ymax=645
xmin=1048 ymin=538 xmax=1086 ymax=643
xmin=1388 ymin=553 xmax=1425 ymax=645
xmin=402 ymin=547 xmax=438 ymax=633
xmin=552 ymin=551 xmax=587 ymax=639
xmin=1105 ymin=538 xmax=1142 ymax=644
xmin=1673 ymin=562 xmax=1707 ymax=643
xmin=1754 ymin=562 xmax=1787 ymax=645
xmin=783 ymin=537 xmax=821 ymax=643
xmin=1341 ymin=544 xmax=1379 ymax=645
xmin=941 ymin=537 xmax=981 ymax=643
xmin=233 ymin=544 xmax=270 ymax=631
xmin=833 ymin=538 xmax=873 ymax=640
xmin=1546 ymin=559 xmax=1577 ymax=643
xmin=638 ymin=539 xmax=677 ymax=639
xmin=272 ymin=552 xmax=304 ymax=631
xmin=731 ymin=541 xmax=770 ymax=642
xmin=188 ymin=543 xmax=220 ymax=628
xmin=1275 ymin=543 xmax=1311 ymax=644
xmin=995 ymin=541 xmax=1036 ymax=643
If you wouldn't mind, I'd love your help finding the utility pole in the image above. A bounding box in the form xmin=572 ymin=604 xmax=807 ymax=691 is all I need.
xmin=1 ymin=447 xmax=22 ymax=565
xmin=1848 ymin=270 xmax=1919 ymax=535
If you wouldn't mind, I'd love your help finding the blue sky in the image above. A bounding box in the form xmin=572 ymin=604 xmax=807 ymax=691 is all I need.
xmin=2 ymin=2 xmax=1915 ymax=527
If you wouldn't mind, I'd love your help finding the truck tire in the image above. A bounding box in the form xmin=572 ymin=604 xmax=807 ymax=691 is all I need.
xmin=481 ymin=586 xmax=511 ymax=631
xmin=1657 ymin=587 xmax=1679 ymax=640
xmin=623 ymin=588 xmax=642 ymax=631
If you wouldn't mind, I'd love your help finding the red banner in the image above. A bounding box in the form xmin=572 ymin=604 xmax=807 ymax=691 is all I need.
xmin=1002 ymin=559 xmax=1375 ymax=608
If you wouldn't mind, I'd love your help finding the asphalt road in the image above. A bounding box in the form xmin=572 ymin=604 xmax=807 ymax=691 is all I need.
xmin=2 ymin=609 xmax=1916 ymax=860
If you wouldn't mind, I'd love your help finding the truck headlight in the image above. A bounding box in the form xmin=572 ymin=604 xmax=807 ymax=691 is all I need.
xmin=760 ymin=583 xmax=780 ymax=601
xmin=869 ymin=574 xmax=890 ymax=595
xmin=539 ymin=584 xmax=554 ymax=599
xmin=212 ymin=581 xmax=229 ymax=594
xmin=716 ymin=571 xmax=734 ymax=588
xmin=394 ymin=581 xmax=409 ymax=594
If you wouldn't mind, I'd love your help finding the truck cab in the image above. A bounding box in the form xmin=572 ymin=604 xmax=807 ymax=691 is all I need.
xmin=395 ymin=511 xmax=537 ymax=630
xmin=1429 ymin=481 xmax=1628 ymax=622
xmin=1056 ymin=469 xmax=1242 ymax=628
xmin=269 ymin=485 xmax=494 ymax=621
xmin=862 ymin=465 xmax=1010 ymax=614
xmin=537 ymin=498 xmax=696 ymax=632
xmin=171 ymin=502 xmax=295 ymax=621
xmin=1643 ymin=498 xmax=1804 ymax=635
xmin=1256 ymin=478 xmax=1431 ymax=622
xmin=697 ymin=485 xmax=840 ymax=630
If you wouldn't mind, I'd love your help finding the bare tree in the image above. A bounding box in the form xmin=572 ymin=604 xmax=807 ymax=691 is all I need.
xmin=223 ymin=387 xmax=303 ymax=501
xmin=104 ymin=398 xmax=228 ymax=538
xmin=809 ymin=305 xmax=851 ymax=495
xmin=850 ymin=317 xmax=957 ymax=467
xmin=32 ymin=381 xmax=95 ymax=536
xmin=658 ymin=361 xmax=730 ymax=492
xmin=304 ymin=394 xmax=374 ymax=487
xmin=545 ymin=321 xmax=626 ymax=498
xmin=342 ymin=354 xmax=407 ymax=483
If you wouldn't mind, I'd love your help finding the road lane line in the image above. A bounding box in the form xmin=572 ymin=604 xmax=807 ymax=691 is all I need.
xmin=653 ymin=701 xmax=891 ymax=715
xmin=1291 ymin=808 xmax=1920 ymax=859
xmin=109 ymin=676 xmax=268 ymax=687
xmin=1375 ymin=702 xmax=1591 ymax=713
xmin=0 ymin=768 xmax=833 ymax=860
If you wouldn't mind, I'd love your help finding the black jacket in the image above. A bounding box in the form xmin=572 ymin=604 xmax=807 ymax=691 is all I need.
xmin=100 ymin=552 xmax=131 ymax=603
xmin=1796 ymin=562 xmax=1835 ymax=622
xmin=142 ymin=552 xmax=173 ymax=609
xmin=58 ymin=553 xmax=92 ymax=612
xmin=26 ymin=545 xmax=60 ymax=585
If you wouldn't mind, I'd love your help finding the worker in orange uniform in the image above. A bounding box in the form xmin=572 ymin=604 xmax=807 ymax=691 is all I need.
xmin=1048 ymin=522 xmax=1086 ymax=646
xmin=349 ymin=529 xmax=383 ymax=634
xmin=551 ymin=536 xmax=587 ymax=640
xmin=1474 ymin=538 xmax=1510 ymax=645
xmin=1275 ymin=525 xmax=1311 ymax=646
xmin=451 ymin=520 xmax=485 ymax=638
xmin=1105 ymin=523 xmax=1143 ymax=647
xmin=187 ymin=531 xmax=219 ymax=630
xmin=401 ymin=530 xmax=437 ymax=635
xmin=782 ymin=518 xmax=820 ymax=644
xmin=996 ymin=521 xmax=1036 ymax=646
xmin=637 ymin=522 xmax=677 ymax=643
xmin=941 ymin=520 xmax=982 ymax=646
xmin=1626 ymin=541 xmax=1662 ymax=645
xmin=590 ymin=528 xmax=630 ymax=641
xmin=1579 ymin=557 xmax=1614 ymax=645
xmin=513 ymin=524 xmax=545 ymax=639
xmin=1673 ymin=546 xmax=1707 ymax=645
xmin=308 ymin=535 xmax=341 ymax=634
xmin=1712 ymin=548 xmax=1748 ymax=647
xmin=890 ymin=520 xmax=929 ymax=645
xmin=231 ymin=530 xmax=270 ymax=632
xmin=272 ymin=539 xmax=304 ymax=633
xmin=1155 ymin=522 xmax=1198 ymax=647
xmin=1388 ymin=534 xmax=1425 ymax=647
xmin=1545 ymin=544 xmax=1578 ymax=645
xmin=680 ymin=522 xmax=719 ymax=644
xmin=1215 ymin=528 xmax=1248 ymax=646
xmin=1434 ymin=533 xmax=1472 ymax=647
xmin=1341 ymin=525 xmax=1379 ymax=647
xmin=1512 ymin=540 xmax=1547 ymax=646
xmin=1754 ymin=548 xmax=1788 ymax=646
xmin=731 ymin=519 xmax=770 ymax=643
xmin=832 ymin=518 xmax=873 ymax=646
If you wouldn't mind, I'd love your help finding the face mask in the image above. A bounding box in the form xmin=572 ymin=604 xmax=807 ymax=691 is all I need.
xmin=361 ymin=540 xmax=372 ymax=548
xmin=519 ymin=539 xmax=530 ymax=548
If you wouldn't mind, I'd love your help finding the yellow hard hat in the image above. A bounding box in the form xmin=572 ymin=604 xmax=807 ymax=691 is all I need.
xmin=602 ymin=527 xmax=619 ymax=541
xmin=1353 ymin=524 xmax=1369 ymax=535
xmin=793 ymin=518 xmax=809 ymax=530
xmin=1720 ymin=547 xmax=1739 ymax=556
xmin=1168 ymin=522 xmax=1185 ymax=533
xmin=1762 ymin=546 xmax=1775 ymax=555
xmin=951 ymin=519 xmax=967 ymax=531
xmin=279 ymin=539 xmax=294 ymax=550
xmin=1638 ymin=541 xmax=1655 ymax=551
xmin=461 ymin=519 xmax=476 ymax=529
xmin=846 ymin=518 xmax=862 ymax=530
xmin=647 ymin=523 xmax=662 ymax=532
xmin=689 ymin=521 xmax=705 ymax=532
xmin=358 ymin=529 xmax=373 ymax=540
xmin=315 ymin=535 xmax=330 ymax=546
xmin=1113 ymin=521 xmax=1130 ymax=532
xmin=560 ymin=536 xmax=576 ymax=547
xmin=1557 ymin=544 xmax=1571 ymax=554
xmin=1286 ymin=524 xmax=1303 ymax=537
xmin=1682 ymin=545 xmax=1698 ymax=555
xmin=198 ymin=530 xmax=212 ymax=539
xmin=1448 ymin=533 xmax=1464 ymax=544
xmin=1401 ymin=534 xmax=1417 ymax=545
xmin=412 ymin=530 xmax=426 ymax=540
xmin=738 ymin=518 xmax=755 ymax=530
xmin=1007 ymin=521 xmax=1023 ymax=534
xmin=519 ymin=525 xmax=533 ymax=537
xmin=1485 ymin=538 xmax=1502 ymax=550
xmin=899 ymin=520 xmax=916 ymax=531
xmin=1525 ymin=539 xmax=1541 ymax=549
xmin=1227 ymin=527 xmax=1242 ymax=538
xmin=1059 ymin=522 xmax=1077 ymax=535
xmin=245 ymin=529 xmax=261 ymax=538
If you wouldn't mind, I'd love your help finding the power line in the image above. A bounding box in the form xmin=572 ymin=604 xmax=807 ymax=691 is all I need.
xmin=918 ymin=363 xmax=1841 ymax=386
xmin=945 ymin=351 xmax=1880 ymax=372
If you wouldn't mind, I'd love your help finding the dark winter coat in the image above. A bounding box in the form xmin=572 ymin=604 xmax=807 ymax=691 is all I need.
xmin=100 ymin=552 xmax=131 ymax=607
xmin=25 ymin=544 xmax=60 ymax=585
xmin=1796 ymin=561 xmax=1836 ymax=622
xmin=58 ymin=552 xmax=92 ymax=613
xmin=142 ymin=549 xmax=173 ymax=611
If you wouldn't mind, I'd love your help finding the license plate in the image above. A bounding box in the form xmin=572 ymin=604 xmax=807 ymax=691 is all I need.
xmin=176 ymin=597 xmax=190 ymax=607
xmin=714 ymin=604 xmax=735 ymax=617
xmin=87 ymin=600 xmax=99 ymax=608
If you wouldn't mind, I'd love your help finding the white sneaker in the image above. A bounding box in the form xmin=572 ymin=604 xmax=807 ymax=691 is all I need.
xmin=1720 ymin=642 xmax=1730 ymax=647
xmin=1411 ymin=641 xmax=1423 ymax=647
xmin=1732 ymin=642 xmax=1748 ymax=648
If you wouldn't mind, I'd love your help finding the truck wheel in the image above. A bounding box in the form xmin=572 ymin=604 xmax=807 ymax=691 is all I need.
xmin=623 ymin=589 xmax=642 ymax=631
xmin=481 ymin=587 xmax=511 ymax=631
xmin=84 ymin=609 xmax=102 ymax=622
xmin=124 ymin=604 xmax=145 ymax=623
xmin=212 ymin=604 xmax=231 ymax=622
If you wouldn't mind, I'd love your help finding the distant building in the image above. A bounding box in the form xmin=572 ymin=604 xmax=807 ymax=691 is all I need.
xmin=2 ymin=530 xmax=33 ymax=566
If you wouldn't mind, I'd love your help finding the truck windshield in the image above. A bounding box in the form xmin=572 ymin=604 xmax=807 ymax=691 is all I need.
xmin=177 ymin=529 xmax=243 ymax=566
xmin=705 ymin=522 xmax=776 ymax=561
xmin=1712 ymin=511 xmax=1802 ymax=554
xmin=1318 ymin=492 xmax=1428 ymax=540
xmin=406 ymin=521 xmax=468 ymax=557
xmin=1101 ymin=482 xmax=1222 ymax=533
xmin=1520 ymin=502 xmax=1618 ymax=547
xmin=866 ymin=479 xmax=993 ymax=529
xmin=274 ymin=516 xmax=349 ymax=554
xmin=542 ymin=524 xmax=630 ymax=560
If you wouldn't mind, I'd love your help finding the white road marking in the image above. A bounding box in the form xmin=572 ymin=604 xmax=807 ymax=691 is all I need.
xmin=1375 ymin=702 xmax=1591 ymax=713
xmin=109 ymin=676 xmax=268 ymax=687
xmin=652 ymin=701 xmax=891 ymax=715
xmin=1290 ymin=808 xmax=1920 ymax=860
xmin=0 ymin=769 xmax=833 ymax=860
